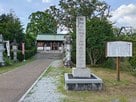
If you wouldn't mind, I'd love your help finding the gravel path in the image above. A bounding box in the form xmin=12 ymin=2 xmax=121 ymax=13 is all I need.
xmin=22 ymin=60 xmax=64 ymax=102
xmin=0 ymin=52 xmax=62 ymax=102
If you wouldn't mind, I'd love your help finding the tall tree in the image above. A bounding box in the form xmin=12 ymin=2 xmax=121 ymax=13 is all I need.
xmin=47 ymin=0 xmax=114 ymax=65
xmin=46 ymin=0 xmax=110 ymax=32
xmin=26 ymin=11 xmax=57 ymax=36
xmin=0 ymin=11 xmax=24 ymax=45
xmin=86 ymin=18 xmax=115 ymax=65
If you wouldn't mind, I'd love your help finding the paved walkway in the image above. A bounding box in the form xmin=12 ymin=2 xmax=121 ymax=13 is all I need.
xmin=0 ymin=52 xmax=62 ymax=102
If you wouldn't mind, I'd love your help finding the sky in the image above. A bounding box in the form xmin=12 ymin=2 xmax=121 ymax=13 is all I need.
xmin=104 ymin=0 xmax=136 ymax=29
xmin=0 ymin=0 xmax=136 ymax=31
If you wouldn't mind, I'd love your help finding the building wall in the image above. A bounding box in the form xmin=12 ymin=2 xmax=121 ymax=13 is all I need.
xmin=37 ymin=41 xmax=64 ymax=53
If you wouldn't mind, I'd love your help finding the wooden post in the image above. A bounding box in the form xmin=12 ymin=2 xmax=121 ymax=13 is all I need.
xmin=116 ymin=57 xmax=120 ymax=81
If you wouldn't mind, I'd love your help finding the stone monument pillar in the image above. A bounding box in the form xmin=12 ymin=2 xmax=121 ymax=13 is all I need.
xmin=72 ymin=16 xmax=90 ymax=77
xmin=0 ymin=34 xmax=5 ymax=66
xmin=64 ymin=16 xmax=103 ymax=91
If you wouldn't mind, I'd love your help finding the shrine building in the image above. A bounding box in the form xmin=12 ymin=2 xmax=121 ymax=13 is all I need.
xmin=36 ymin=34 xmax=65 ymax=52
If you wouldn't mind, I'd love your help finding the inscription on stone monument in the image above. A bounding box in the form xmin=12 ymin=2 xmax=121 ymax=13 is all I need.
xmin=76 ymin=16 xmax=86 ymax=69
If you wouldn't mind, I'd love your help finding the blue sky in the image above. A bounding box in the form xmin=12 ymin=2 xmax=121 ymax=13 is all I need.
xmin=0 ymin=0 xmax=136 ymax=30
xmin=0 ymin=0 xmax=59 ymax=30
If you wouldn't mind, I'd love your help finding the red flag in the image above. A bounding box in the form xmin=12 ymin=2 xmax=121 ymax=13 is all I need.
xmin=22 ymin=43 xmax=25 ymax=55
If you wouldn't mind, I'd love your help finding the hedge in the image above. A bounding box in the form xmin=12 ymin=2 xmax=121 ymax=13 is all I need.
xmin=10 ymin=47 xmax=37 ymax=61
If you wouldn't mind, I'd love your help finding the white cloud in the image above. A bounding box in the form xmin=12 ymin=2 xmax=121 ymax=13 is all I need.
xmin=110 ymin=4 xmax=136 ymax=28
xmin=0 ymin=4 xmax=8 ymax=14
xmin=42 ymin=0 xmax=52 ymax=3
xmin=0 ymin=8 xmax=4 ymax=14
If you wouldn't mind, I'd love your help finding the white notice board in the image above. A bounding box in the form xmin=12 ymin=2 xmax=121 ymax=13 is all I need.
xmin=106 ymin=41 xmax=132 ymax=57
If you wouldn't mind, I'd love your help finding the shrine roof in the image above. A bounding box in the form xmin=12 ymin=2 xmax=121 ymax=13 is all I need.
xmin=37 ymin=34 xmax=65 ymax=41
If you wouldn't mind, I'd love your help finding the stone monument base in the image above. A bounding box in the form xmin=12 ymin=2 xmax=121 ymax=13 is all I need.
xmin=64 ymin=73 xmax=103 ymax=91
xmin=72 ymin=68 xmax=90 ymax=77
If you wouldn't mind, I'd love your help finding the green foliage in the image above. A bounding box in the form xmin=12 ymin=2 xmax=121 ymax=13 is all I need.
xmin=24 ymin=33 xmax=36 ymax=50
xmin=115 ymin=31 xmax=136 ymax=76
xmin=102 ymin=58 xmax=115 ymax=69
xmin=71 ymin=32 xmax=76 ymax=63
xmin=71 ymin=18 xmax=115 ymax=65
xmin=10 ymin=47 xmax=37 ymax=61
xmin=26 ymin=11 xmax=57 ymax=36
xmin=49 ymin=0 xmax=112 ymax=65
xmin=3 ymin=53 xmax=13 ymax=66
xmin=0 ymin=11 xmax=37 ymax=65
xmin=0 ymin=11 xmax=24 ymax=43
xmin=129 ymin=56 xmax=136 ymax=68
xmin=86 ymin=18 xmax=115 ymax=65
xmin=47 ymin=0 xmax=110 ymax=32
xmin=16 ymin=51 xmax=24 ymax=61
xmin=25 ymin=47 xmax=37 ymax=59
xmin=129 ymin=56 xmax=136 ymax=76
xmin=17 ymin=47 xmax=37 ymax=61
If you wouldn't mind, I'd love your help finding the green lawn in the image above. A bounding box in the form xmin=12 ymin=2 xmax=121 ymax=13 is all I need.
xmin=47 ymin=66 xmax=136 ymax=102
xmin=0 ymin=58 xmax=35 ymax=74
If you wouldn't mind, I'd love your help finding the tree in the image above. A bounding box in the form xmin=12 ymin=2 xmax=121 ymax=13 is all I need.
xmin=117 ymin=28 xmax=136 ymax=70
xmin=46 ymin=0 xmax=114 ymax=65
xmin=46 ymin=0 xmax=110 ymax=32
xmin=86 ymin=18 xmax=115 ymax=65
xmin=24 ymin=32 xmax=36 ymax=50
xmin=26 ymin=11 xmax=57 ymax=36
xmin=0 ymin=11 xmax=24 ymax=48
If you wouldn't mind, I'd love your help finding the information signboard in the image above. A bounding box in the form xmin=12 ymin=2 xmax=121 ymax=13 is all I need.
xmin=106 ymin=41 xmax=132 ymax=57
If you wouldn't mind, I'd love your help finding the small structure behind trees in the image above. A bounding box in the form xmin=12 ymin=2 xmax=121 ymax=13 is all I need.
xmin=36 ymin=34 xmax=65 ymax=53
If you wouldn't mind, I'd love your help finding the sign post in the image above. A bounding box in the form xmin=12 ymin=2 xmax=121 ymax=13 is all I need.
xmin=107 ymin=41 xmax=132 ymax=81
xmin=116 ymin=57 xmax=120 ymax=81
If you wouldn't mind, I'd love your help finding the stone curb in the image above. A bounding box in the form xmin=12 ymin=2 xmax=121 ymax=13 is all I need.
xmin=18 ymin=61 xmax=54 ymax=102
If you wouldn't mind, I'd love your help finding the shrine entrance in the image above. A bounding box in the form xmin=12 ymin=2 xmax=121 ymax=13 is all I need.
xmin=37 ymin=34 xmax=65 ymax=53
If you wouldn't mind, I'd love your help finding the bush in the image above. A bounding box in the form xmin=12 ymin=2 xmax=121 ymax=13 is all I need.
xmin=129 ymin=56 xmax=136 ymax=76
xmin=102 ymin=58 xmax=115 ymax=69
xmin=3 ymin=53 xmax=13 ymax=66
xmin=18 ymin=47 xmax=37 ymax=61
xmin=10 ymin=47 xmax=37 ymax=61
xmin=129 ymin=56 xmax=136 ymax=68
xmin=71 ymin=50 xmax=76 ymax=64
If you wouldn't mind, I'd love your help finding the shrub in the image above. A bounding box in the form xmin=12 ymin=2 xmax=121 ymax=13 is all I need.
xmin=129 ymin=56 xmax=136 ymax=76
xmin=10 ymin=47 xmax=37 ymax=61
xmin=17 ymin=47 xmax=37 ymax=61
xmin=102 ymin=58 xmax=115 ymax=69
xmin=3 ymin=53 xmax=13 ymax=66
xmin=129 ymin=56 xmax=136 ymax=68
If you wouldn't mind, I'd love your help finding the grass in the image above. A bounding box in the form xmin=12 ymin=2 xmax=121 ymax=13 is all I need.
xmin=0 ymin=58 xmax=35 ymax=74
xmin=20 ymin=60 xmax=135 ymax=102
xmin=55 ymin=67 xmax=136 ymax=102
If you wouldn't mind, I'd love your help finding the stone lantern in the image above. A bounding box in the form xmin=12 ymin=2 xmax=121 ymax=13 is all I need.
xmin=64 ymin=34 xmax=72 ymax=67
xmin=0 ymin=34 xmax=5 ymax=66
